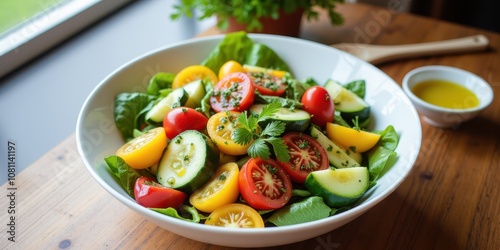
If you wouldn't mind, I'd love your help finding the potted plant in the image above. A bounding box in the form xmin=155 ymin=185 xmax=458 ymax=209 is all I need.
xmin=170 ymin=0 xmax=345 ymax=37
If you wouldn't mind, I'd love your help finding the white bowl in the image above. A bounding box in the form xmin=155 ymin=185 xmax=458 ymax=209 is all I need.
xmin=402 ymin=65 xmax=494 ymax=128
xmin=76 ymin=34 xmax=422 ymax=247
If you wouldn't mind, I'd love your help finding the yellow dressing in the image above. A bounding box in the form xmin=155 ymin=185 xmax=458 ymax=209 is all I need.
xmin=411 ymin=80 xmax=479 ymax=109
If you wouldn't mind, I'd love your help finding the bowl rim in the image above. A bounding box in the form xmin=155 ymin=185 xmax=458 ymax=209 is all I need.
xmin=75 ymin=33 xmax=422 ymax=241
xmin=402 ymin=65 xmax=494 ymax=113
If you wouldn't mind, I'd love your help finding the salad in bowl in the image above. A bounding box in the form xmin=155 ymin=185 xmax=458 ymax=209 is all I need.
xmin=76 ymin=32 xmax=421 ymax=247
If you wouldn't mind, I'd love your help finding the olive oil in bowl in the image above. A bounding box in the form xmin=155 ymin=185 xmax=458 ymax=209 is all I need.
xmin=411 ymin=80 xmax=479 ymax=109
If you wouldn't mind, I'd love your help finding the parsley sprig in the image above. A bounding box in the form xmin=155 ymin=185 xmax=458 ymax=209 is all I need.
xmin=233 ymin=102 xmax=290 ymax=162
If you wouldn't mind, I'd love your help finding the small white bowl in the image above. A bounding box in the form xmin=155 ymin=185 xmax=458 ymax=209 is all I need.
xmin=402 ymin=65 xmax=494 ymax=128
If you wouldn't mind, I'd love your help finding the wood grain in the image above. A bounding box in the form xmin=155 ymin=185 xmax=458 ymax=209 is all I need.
xmin=2 ymin=3 xmax=499 ymax=249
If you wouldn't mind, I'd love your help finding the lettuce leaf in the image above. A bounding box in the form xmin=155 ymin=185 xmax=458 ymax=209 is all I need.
xmin=366 ymin=125 xmax=399 ymax=181
xmin=104 ymin=155 xmax=141 ymax=197
xmin=114 ymin=92 xmax=156 ymax=141
xmin=146 ymin=72 xmax=175 ymax=96
xmin=201 ymin=31 xmax=290 ymax=74
xmin=151 ymin=205 xmax=206 ymax=223
xmin=284 ymin=77 xmax=318 ymax=102
xmin=344 ymin=79 xmax=366 ymax=98
xmin=267 ymin=196 xmax=331 ymax=226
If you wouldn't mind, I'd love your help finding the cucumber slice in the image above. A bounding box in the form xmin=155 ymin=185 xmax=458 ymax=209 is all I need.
xmin=309 ymin=126 xmax=361 ymax=168
xmin=324 ymin=80 xmax=370 ymax=124
xmin=157 ymin=130 xmax=219 ymax=193
xmin=304 ymin=167 xmax=369 ymax=208
xmin=249 ymin=104 xmax=310 ymax=133
xmin=182 ymin=80 xmax=206 ymax=108
xmin=146 ymin=87 xmax=188 ymax=123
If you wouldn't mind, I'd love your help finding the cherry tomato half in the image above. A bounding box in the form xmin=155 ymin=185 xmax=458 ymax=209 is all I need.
xmin=134 ymin=176 xmax=187 ymax=208
xmin=116 ymin=127 xmax=167 ymax=169
xmin=163 ymin=107 xmax=208 ymax=140
xmin=278 ymin=132 xmax=329 ymax=183
xmin=301 ymin=86 xmax=335 ymax=127
xmin=189 ymin=162 xmax=240 ymax=213
xmin=247 ymin=71 xmax=287 ymax=96
xmin=206 ymin=111 xmax=251 ymax=156
xmin=210 ymin=72 xmax=255 ymax=112
xmin=238 ymin=157 xmax=293 ymax=210
xmin=205 ymin=203 xmax=264 ymax=228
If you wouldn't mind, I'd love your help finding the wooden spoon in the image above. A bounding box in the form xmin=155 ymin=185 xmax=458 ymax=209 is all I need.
xmin=331 ymin=35 xmax=489 ymax=64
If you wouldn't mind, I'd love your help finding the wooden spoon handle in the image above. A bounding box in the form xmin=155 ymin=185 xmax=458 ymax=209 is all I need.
xmin=372 ymin=35 xmax=489 ymax=64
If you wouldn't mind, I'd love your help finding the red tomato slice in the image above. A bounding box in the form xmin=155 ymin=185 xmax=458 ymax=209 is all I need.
xmin=163 ymin=107 xmax=208 ymax=140
xmin=301 ymin=86 xmax=335 ymax=127
xmin=134 ymin=176 xmax=187 ymax=208
xmin=247 ymin=71 xmax=287 ymax=96
xmin=278 ymin=132 xmax=329 ymax=183
xmin=210 ymin=72 xmax=255 ymax=112
xmin=238 ymin=157 xmax=293 ymax=210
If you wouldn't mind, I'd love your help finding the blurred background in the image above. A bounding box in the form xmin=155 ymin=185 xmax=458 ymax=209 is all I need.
xmin=361 ymin=0 xmax=500 ymax=33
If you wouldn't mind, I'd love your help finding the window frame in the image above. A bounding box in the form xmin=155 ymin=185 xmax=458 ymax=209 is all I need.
xmin=0 ymin=0 xmax=134 ymax=78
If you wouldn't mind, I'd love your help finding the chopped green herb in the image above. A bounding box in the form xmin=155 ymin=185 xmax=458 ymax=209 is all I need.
xmin=232 ymin=102 xmax=290 ymax=162
xmin=218 ymin=173 xmax=227 ymax=181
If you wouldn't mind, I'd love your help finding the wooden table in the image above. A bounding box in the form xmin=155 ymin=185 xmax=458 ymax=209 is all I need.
xmin=2 ymin=3 xmax=499 ymax=249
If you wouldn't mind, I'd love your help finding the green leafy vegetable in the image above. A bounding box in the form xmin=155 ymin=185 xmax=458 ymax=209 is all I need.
xmin=233 ymin=102 xmax=290 ymax=162
xmin=146 ymin=72 xmax=175 ymax=96
xmin=104 ymin=155 xmax=141 ymax=197
xmin=374 ymin=125 xmax=399 ymax=151
xmin=200 ymin=32 xmax=290 ymax=74
xmin=193 ymin=80 xmax=215 ymax=118
xmin=267 ymin=196 xmax=331 ymax=226
xmin=366 ymin=125 xmax=399 ymax=181
xmin=151 ymin=205 xmax=206 ymax=223
xmin=254 ymin=93 xmax=303 ymax=109
xmin=284 ymin=77 xmax=316 ymax=102
xmin=344 ymin=79 xmax=366 ymax=98
xmin=114 ymin=92 xmax=156 ymax=141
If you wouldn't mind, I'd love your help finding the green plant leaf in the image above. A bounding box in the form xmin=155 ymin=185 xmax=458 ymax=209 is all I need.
xmin=366 ymin=125 xmax=399 ymax=181
xmin=151 ymin=205 xmax=206 ymax=223
xmin=170 ymin=0 xmax=345 ymax=32
xmin=248 ymin=139 xmax=270 ymax=159
xmin=260 ymin=121 xmax=286 ymax=138
xmin=200 ymin=31 xmax=290 ymax=74
xmin=344 ymin=79 xmax=366 ymax=98
xmin=146 ymin=72 xmax=175 ymax=96
xmin=114 ymin=92 xmax=156 ymax=141
xmin=104 ymin=155 xmax=141 ymax=198
xmin=265 ymin=137 xmax=290 ymax=162
xmin=267 ymin=196 xmax=331 ymax=226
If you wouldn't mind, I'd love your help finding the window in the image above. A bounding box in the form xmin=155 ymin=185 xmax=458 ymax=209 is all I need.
xmin=0 ymin=0 xmax=133 ymax=78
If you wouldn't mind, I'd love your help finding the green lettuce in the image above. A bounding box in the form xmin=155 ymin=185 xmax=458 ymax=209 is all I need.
xmin=267 ymin=196 xmax=331 ymax=226
xmin=344 ymin=79 xmax=366 ymax=98
xmin=114 ymin=92 xmax=156 ymax=141
xmin=146 ymin=72 xmax=175 ymax=96
xmin=367 ymin=125 xmax=399 ymax=181
xmin=151 ymin=205 xmax=206 ymax=223
xmin=201 ymin=31 xmax=290 ymax=74
xmin=104 ymin=155 xmax=141 ymax=197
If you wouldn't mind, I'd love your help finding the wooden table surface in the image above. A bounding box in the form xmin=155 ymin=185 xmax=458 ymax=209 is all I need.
xmin=2 ymin=3 xmax=499 ymax=249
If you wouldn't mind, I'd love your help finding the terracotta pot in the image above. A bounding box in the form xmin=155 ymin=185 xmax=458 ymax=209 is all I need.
xmin=222 ymin=9 xmax=304 ymax=37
